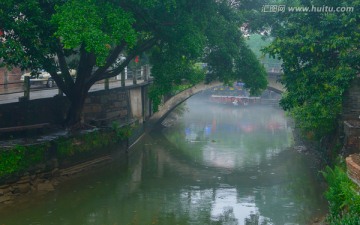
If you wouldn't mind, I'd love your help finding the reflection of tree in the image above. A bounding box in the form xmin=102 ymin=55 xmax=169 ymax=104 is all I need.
xmin=249 ymin=151 xmax=327 ymax=225
xmin=244 ymin=213 xmax=271 ymax=225
xmin=242 ymin=129 xmax=291 ymax=152
xmin=240 ymin=129 xmax=291 ymax=167
xmin=216 ymin=207 xmax=239 ymax=225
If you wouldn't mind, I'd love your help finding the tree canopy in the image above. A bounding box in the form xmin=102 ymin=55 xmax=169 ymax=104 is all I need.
xmin=0 ymin=0 xmax=267 ymax=127
xmin=263 ymin=0 xmax=360 ymax=137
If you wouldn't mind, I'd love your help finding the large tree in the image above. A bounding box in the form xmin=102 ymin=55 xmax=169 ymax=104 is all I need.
xmin=263 ymin=0 xmax=360 ymax=137
xmin=0 ymin=0 xmax=267 ymax=128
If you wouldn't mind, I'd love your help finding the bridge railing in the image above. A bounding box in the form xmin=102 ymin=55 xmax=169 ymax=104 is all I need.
xmin=0 ymin=65 xmax=152 ymax=104
xmin=262 ymin=62 xmax=282 ymax=73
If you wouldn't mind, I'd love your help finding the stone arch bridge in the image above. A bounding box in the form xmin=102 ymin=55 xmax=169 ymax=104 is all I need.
xmin=147 ymin=72 xmax=284 ymax=129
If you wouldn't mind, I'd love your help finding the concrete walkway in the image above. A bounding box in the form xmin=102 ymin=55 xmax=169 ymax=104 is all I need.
xmin=0 ymin=79 xmax=145 ymax=104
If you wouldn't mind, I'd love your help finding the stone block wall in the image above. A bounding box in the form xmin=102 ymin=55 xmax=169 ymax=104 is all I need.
xmin=0 ymin=67 xmax=24 ymax=92
xmin=0 ymin=85 xmax=148 ymax=128
xmin=343 ymin=121 xmax=360 ymax=151
xmin=346 ymin=154 xmax=360 ymax=186
xmin=0 ymin=97 xmax=69 ymax=128
xmin=342 ymin=78 xmax=360 ymax=121
xmin=83 ymin=88 xmax=130 ymax=125
xmin=342 ymin=78 xmax=360 ymax=154
xmin=0 ymin=67 xmax=22 ymax=84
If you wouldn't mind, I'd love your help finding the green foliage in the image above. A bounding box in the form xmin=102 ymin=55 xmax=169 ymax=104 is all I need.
xmin=204 ymin=3 xmax=267 ymax=90
xmin=246 ymin=34 xmax=282 ymax=71
xmin=52 ymin=0 xmax=136 ymax=66
xmin=0 ymin=0 xmax=268 ymax=126
xmin=0 ymin=0 xmax=58 ymax=69
xmin=56 ymin=130 xmax=118 ymax=159
xmin=111 ymin=122 xmax=132 ymax=140
xmin=0 ymin=144 xmax=48 ymax=178
xmin=0 ymin=129 xmax=129 ymax=179
xmin=322 ymin=166 xmax=360 ymax=224
xmin=328 ymin=213 xmax=360 ymax=225
xmin=0 ymin=146 xmax=25 ymax=177
xmin=264 ymin=0 xmax=360 ymax=138
xmin=148 ymin=1 xmax=268 ymax=110
xmin=149 ymin=59 xmax=206 ymax=110
xmin=235 ymin=43 xmax=268 ymax=96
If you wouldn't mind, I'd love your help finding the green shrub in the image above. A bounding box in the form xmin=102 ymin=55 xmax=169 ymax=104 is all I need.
xmin=0 ymin=144 xmax=48 ymax=178
xmin=327 ymin=213 xmax=360 ymax=225
xmin=322 ymin=166 xmax=360 ymax=225
xmin=0 ymin=129 xmax=128 ymax=179
xmin=111 ymin=122 xmax=132 ymax=140
xmin=55 ymin=130 xmax=118 ymax=159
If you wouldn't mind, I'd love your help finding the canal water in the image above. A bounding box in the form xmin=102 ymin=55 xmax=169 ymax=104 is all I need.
xmin=0 ymin=95 xmax=327 ymax=225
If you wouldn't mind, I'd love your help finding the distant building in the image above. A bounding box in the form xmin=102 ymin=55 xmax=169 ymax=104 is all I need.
xmin=0 ymin=29 xmax=24 ymax=90
xmin=0 ymin=66 xmax=23 ymax=90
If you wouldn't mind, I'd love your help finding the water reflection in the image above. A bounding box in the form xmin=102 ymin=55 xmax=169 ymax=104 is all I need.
xmin=0 ymin=96 xmax=326 ymax=225
xmin=164 ymin=100 xmax=292 ymax=171
xmin=158 ymin=98 xmax=326 ymax=224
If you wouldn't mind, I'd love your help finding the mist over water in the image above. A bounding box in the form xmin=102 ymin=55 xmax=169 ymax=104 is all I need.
xmin=0 ymin=95 xmax=326 ymax=225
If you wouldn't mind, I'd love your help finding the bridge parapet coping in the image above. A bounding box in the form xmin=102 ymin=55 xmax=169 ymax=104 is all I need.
xmin=146 ymin=81 xmax=221 ymax=129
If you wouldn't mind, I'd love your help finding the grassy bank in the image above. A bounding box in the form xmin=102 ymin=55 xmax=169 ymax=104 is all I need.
xmin=322 ymin=163 xmax=360 ymax=224
xmin=0 ymin=124 xmax=133 ymax=183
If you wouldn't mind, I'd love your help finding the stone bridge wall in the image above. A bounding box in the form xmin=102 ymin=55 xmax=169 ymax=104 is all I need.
xmin=0 ymin=84 xmax=151 ymax=129
xmin=0 ymin=73 xmax=284 ymax=129
xmin=0 ymin=97 xmax=69 ymax=128
xmin=82 ymin=87 xmax=130 ymax=125
xmin=267 ymin=72 xmax=284 ymax=93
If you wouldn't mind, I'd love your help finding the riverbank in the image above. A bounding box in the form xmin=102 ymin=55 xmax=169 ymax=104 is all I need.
xmin=0 ymin=121 xmax=140 ymax=204
xmin=291 ymin=118 xmax=360 ymax=225
xmin=0 ymin=154 xmax=116 ymax=205
xmin=286 ymin=119 xmax=331 ymax=225
xmin=0 ymin=99 xmax=331 ymax=224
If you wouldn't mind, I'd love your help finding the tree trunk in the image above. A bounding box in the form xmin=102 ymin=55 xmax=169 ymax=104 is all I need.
xmin=64 ymin=89 xmax=88 ymax=129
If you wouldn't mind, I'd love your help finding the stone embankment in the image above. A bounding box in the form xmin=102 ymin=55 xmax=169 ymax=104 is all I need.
xmin=343 ymin=121 xmax=360 ymax=187
xmin=0 ymin=155 xmax=113 ymax=204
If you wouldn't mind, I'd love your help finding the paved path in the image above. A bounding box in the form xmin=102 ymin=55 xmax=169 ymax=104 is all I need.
xmin=0 ymin=79 xmax=145 ymax=104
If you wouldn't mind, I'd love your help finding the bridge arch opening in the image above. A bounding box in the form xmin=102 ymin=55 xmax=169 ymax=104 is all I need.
xmin=147 ymin=76 xmax=284 ymax=129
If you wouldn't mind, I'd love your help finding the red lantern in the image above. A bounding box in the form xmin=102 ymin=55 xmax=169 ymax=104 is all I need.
xmin=134 ymin=56 xmax=139 ymax=63
xmin=0 ymin=29 xmax=3 ymax=36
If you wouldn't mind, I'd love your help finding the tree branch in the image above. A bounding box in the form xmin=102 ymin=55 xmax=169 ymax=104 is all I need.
xmin=56 ymin=39 xmax=75 ymax=89
xmin=76 ymin=44 xmax=96 ymax=90
xmin=91 ymin=42 xmax=126 ymax=79
xmin=91 ymin=37 xmax=158 ymax=83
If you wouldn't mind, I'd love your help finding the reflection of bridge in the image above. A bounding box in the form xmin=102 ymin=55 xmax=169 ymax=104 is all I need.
xmin=127 ymin=132 xmax=315 ymax=225
xmin=137 ymin=133 xmax=294 ymax=188
xmin=147 ymin=71 xmax=284 ymax=128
